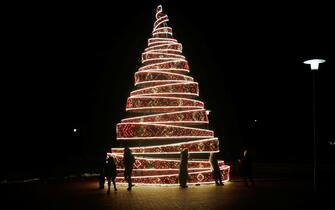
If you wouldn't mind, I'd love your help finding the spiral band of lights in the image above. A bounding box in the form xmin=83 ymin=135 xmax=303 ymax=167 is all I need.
xmin=111 ymin=138 xmax=219 ymax=154
xmin=111 ymin=5 xmax=230 ymax=185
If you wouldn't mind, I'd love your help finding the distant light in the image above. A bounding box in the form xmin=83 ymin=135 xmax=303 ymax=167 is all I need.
xmin=254 ymin=120 xmax=258 ymax=122
xmin=206 ymin=110 xmax=211 ymax=115
xmin=73 ymin=128 xmax=77 ymax=133
xmin=303 ymin=59 xmax=326 ymax=70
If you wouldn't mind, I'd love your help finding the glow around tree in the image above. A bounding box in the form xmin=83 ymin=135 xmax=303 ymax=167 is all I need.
xmin=108 ymin=5 xmax=230 ymax=185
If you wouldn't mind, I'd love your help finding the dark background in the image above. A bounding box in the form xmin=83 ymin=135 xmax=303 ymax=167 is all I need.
xmin=2 ymin=0 xmax=334 ymax=179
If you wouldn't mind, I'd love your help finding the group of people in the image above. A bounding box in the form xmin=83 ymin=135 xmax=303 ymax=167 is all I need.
xmin=100 ymin=147 xmax=254 ymax=193
xmin=101 ymin=147 xmax=135 ymax=194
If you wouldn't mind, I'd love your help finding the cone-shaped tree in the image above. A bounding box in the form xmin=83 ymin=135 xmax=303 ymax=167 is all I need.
xmin=108 ymin=5 xmax=230 ymax=185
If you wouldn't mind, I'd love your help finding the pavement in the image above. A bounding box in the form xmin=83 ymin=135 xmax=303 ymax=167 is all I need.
xmin=2 ymin=163 xmax=334 ymax=210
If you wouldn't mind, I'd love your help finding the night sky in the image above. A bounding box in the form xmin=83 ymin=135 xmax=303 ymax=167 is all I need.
xmin=2 ymin=1 xmax=334 ymax=177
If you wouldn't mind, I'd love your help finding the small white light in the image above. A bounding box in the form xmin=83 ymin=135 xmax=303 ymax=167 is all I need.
xmin=254 ymin=120 xmax=258 ymax=122
xmin=303 ymin=59 xmax=326 ymax=70
xmin=73 ymin=129 xmax=77 ymax=133
xmin=206 ymin=110 xmax=211 ymax=115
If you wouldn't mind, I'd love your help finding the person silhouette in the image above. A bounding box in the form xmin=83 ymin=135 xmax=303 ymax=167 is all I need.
xmin=105 ymin=155 xmax=117 ymax=193
xmin=99 ymin=152 xmax=107 ymax=189
xmin=209 ymin=152 xmax=224 ymax=186
xmin=241 ymin=148 xmax=255 ymax=187
xmin=123 ymin=147 xmax=135 ymax=191
xmin=179 ymin=148 xmax=189 ymax=188
xmin=98 ymin=165 xmax=105 ymax=189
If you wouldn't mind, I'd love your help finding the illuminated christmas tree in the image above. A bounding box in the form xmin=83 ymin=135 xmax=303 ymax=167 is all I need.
xmin=108 ymin=5 xmax=230 ymax=185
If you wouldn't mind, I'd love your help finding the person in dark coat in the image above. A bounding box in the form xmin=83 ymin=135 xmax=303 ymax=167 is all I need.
xmin=209 ymin=152 xmax=224 ymax=185
xmin=179 ymin=148 xmax=189 ymax=188
xmin=105 ymin=155 xmax=117 ymax=193
xmin=123 ymin=147 xmax=135 ymax=190
xmin=241 ymin=148 xmax=255 ymax=187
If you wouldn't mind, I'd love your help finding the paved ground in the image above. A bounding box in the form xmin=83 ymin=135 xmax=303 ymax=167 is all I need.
xmin=2 ymin=163 xmax=334 ymax=210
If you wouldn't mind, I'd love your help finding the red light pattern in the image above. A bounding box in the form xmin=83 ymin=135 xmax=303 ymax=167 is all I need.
xmin=111 ymin=5 xmax=230 ymax=184
xmin=111 ymin=138 xmax=219 ymax=154
xmin=117 ymin=123 xmax=214 ymax=139
xmin=121 ymin=109 xmax=208 ymax=124
xmin=126 ymin=96 xmax=204 ymax=110
xmin=130 ymin=82 xmax=199 ymax=97
xmin=135 ymin=71 xmax=193 ymax=86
